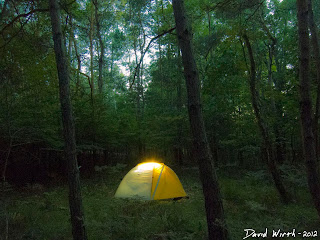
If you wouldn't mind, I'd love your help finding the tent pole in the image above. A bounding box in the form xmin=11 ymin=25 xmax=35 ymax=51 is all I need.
xmin=151 ymin=164 xmax=165 ymax=200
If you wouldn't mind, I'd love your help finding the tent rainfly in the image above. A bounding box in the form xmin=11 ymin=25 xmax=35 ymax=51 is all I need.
xmin=114 ymin=162 xmax=187 ymax=200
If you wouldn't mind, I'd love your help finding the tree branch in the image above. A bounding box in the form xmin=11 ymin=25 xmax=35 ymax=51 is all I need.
xmin=245 ymin=0 xmax=266 ymax=23
xmin=0 ymin=8 xmax=49 ymax=34
xmin=259 ymin=19 xmax=277 ymax=44
xmin=129 ymin=27 xmax=176 ymax=89
xmin=239 ymin=36 xmax=250 ymax=74
xmin=0 ymin=14 xmax=31 ymax=49
xmin=70 ymin=68 xmax=91 ymax=86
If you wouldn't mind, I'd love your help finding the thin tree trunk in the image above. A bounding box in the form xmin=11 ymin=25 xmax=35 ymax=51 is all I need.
xmin=74 ymin=40 xmax=81 ymax=92
xmin=242 ymin=33 xmax=291 ymax=204
xmin=2 ymin=82 xmax=12 ymax=183
xmin=68 ymin=24 xmax=72 ymax=58
xmin=266 ymin=38 xmax=285 ymax=164
xmin=172 ymin=0 xmax=229 ymax=239
xmin=297 ymin=0 xmax=320 ymax=219
xmin=69 ymin=18 xmax=81 ymax=92
xmin=88 ymin=1 xmax=96 ymax=144
xmin=156 ymin=2 xmax=164 ymax=99
xmin=93 ymin=0 xmax=104 ymax=93
xmin=159 ymin=40 xmax=163 ymax=99
xmin=89 ymin=2 xmax=94 ymax=96
xmin=176 ymin=47 xmax=183 ymax=165
xmin=134 ymin=38 xmax=143 ymax=157
xmin=291 ymin=129 xmax=296 ymax=163
xmin=2 ymin=138 xmax=12 ymax=183
xmin=133 ymin=34 xmax=145 ymax=157
xmin=48 ymin=0 xmax=87 ymax=239
xmin=110 ymin=45 xmax=114 ymax=80
xmin=308 ymin=0 xmax=320 ymax=161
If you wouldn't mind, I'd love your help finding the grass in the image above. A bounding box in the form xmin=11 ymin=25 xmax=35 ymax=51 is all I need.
xmin=0 ymin=165 xmax=319 ymax=240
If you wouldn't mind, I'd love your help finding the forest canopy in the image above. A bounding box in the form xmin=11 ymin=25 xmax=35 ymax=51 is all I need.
xmin=1 ymin=0 xmax=311 ymax=168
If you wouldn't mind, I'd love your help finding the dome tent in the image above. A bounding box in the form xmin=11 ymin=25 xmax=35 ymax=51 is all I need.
xmin=115 ymin=162 xmax=187 ymax=200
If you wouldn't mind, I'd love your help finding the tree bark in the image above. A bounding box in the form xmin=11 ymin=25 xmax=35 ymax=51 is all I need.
xmin=242 ymin=33 xmax=291 ymax=204
xmin=93 ymin=0 xmax=104 ymax=93
xmin=176 ymin=47 xmax=184 ymax=165
xmin=69 ymin=18 xmax=81 ymax=92
xmin=172 ymin=0 xmax=229 ymax=239
xmin=48 ymin=0 xmax=88 ymax=239
xmin=297 ymin=0 xmax=320 ymax=219
xmin=133 ymin=37 xmax=144 ymax=158
xmin=308 ymin=0 xmax=320 ymax=161
xmin=89 ymin=2 xmax=95 ymax=97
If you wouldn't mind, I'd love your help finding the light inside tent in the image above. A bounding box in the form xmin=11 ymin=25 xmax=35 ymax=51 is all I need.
xmin=136 ymin=162 xmax=162 ymax=171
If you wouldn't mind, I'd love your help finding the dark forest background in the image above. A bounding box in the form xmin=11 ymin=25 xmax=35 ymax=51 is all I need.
xmin=1 ymin=0 xmax=315 ymax=183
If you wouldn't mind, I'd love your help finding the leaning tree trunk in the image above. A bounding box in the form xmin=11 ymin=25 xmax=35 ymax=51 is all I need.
xmin=48 ymin=0 xmax=88 ymax=239
xmin=297 ymin=0 xmax=320 ymax=219
xmin=308 ymin=0 xmax=320 ymax=161
xmin=172 ymin=0 xmax=229 ymax=239
xmin=242 ymin=33 xmax=291 ymax=204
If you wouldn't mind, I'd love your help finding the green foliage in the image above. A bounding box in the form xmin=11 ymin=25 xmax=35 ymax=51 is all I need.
xmin=0 ymin=0 xmax=306 ymax=167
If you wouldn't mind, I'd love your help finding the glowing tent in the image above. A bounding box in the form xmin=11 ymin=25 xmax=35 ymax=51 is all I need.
xmin=115 ymin=162 xmax=187 ymax=200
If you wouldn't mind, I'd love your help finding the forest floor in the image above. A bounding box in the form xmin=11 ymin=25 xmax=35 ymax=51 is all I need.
xmin=0 ymin=164 xmax=319 ymax=240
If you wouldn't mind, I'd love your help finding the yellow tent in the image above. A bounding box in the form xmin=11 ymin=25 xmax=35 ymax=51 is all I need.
xmin=114 ymin=162 xmax=187 ymax=200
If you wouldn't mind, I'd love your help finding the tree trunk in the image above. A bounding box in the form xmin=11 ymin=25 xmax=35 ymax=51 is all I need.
xmin=89 ymin=2 xmax=95 ymax=97
xmin=93 ymin=0 xmax=104 ymax=93
xmin=242 ymin=33 xmax=291 ymax=204
xmin=69 ymin=18 xmax=81 ymax=92
xmin=176 ymin=47 xmax=183 ymax=165
xmin=2 ymin=138 xmax=12 ymax=183
xmin=308 ymin=0 xmax=320 ymax=161
xmin=133 ymin=35 xmax=145 ymax=158
xmin=2 ymin=82 xmax=12 ymax=183
xmin=48 ymin=0 xmax=87 ymax=239
xmin=264 ymin=33 xmax=285 ymax=164
xmin=297 ymin=0 xmax=320 ymax=219
xmin=172 ymin=0 xmax=229 ymax=239
xmin=110 ymin=45 xmax=114 ymax=80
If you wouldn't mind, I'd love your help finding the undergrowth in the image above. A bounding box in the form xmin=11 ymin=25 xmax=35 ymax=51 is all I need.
xmin=0 ymin=165 xmax=318 ymax=240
